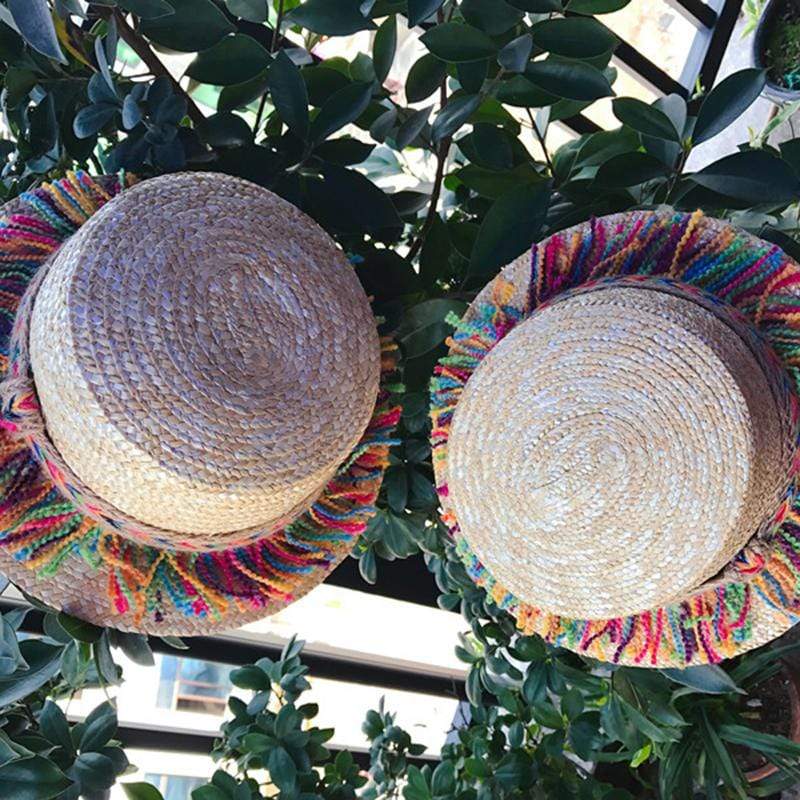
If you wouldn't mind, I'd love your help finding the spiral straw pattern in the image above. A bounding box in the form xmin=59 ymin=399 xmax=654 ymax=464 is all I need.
xmin=0 ymin=171 xmax=399 ymax=633
xmin=432 ymin=210 xmax=800 ymax=667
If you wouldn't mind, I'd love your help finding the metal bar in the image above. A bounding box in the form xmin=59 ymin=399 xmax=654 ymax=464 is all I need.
xmin=694 ymin=0 xmax=745 ymax=101
xmin=115 ymin=724 xmax=438 ymax=767
xmin=665 ymin=0 xmax=718 ymax=28
xmin=0 ymin=600 xmax=467 ymax=700
xmin=562 ymin=114 xmax=602 ymax=136
xmin=614 ymin=41 xmax=689 ymax=98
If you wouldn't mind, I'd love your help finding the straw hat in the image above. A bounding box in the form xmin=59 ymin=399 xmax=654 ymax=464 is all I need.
xmin=0 ymin=171 xmax=399 ymax=634
xmin=431 ymin=210 xmax=800 ymax=668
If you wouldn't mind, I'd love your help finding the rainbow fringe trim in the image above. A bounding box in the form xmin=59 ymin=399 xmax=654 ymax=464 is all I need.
xmin=431 ymin=210 xmax=800 ymax=667
xmin=0 ymin=171 xmax=400 ymax=626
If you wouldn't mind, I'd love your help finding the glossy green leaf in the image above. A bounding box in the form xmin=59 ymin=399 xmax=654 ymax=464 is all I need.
xmin=397 ymin=299 xmax=467 ymax=358
xmin=693 ymin=68 xmax=767 ymax=145
xmin=566 ymin=0 xmax=630 ymax=12
xmin=40 ymin=700 xmax=74 ymax=754
xmin=595 ymin=151 xmax=668 ymax=187
xmin=421 ymin=22 xmax=498 ymax=63
xmin=269 ymin=50 xmax=310 ymax=138
xmin=310 ymin=81 xmax=372 ymax=143
xmin=612 ymin=97 xmax=680 ymax=140
xmin=0 ymin=640 xmax=61 ymax=706
xmin=373 ymin=15 xmax=397 ymax=84
xmin=395 ymin=105 xmax=431 ymax=149
xmin=57 ymin=612 xmax=103 ymax=643
xmin=406 ymin=53 xmax=447 ymax=102
xmin=407 ymin=0 xmax=444 ymax=26
xmin=289 ymin=0 xmax=374 ymax=35
xmin=267 ymin=746 xmax=296 ymax=791
xmin=80 ymin=701 xmax=117 ymax=752
xmin=498 ymin=34 xmax=532 ymax=73
xmin=641 ymin=92 xmax=686 ymax=166
xmin=461 ymin=0 xmax=522 ymax=34
xmin=526 ymin=59 xmax=614 ymax=101
xmin=74 ymin=752 xmax=116 ymax=792
xmin=186 ymin=34 xmax=270 ymax=86
xmin=689 ymin=150 xmax=800 ymax=204
xmin=506 ymin=0 xmax=561 ymax=9
xmin=0 ymin=755 xmax=71 ymax=800
xmin=660 ymin=664 xmax=744 ymax=694
xmin=224 ymin=0 xmax=267 ymax=22
xmin=218 ymin=69 xmax=270 ymax=111
xmin=117 ymin=0 xmax=175 ymax=18
xmin=8 ymin=0 xmax=66 ymax=63
xmin=471 ymin=180 xmax=550 ymax=274
xmin=122 ymin=783 xmax=166 ymax=800
xmin=114 ymin=632 xmax=155 ymax=667
xmin=230 ymin=664 xmax=270 ymax=690
xmin=140 ymin=0 xmax=234 ymax=52
xmin=532 ymin=17 xmax=617 ymax=59
xmin=431 ymin=94 xmax=481 ymax=143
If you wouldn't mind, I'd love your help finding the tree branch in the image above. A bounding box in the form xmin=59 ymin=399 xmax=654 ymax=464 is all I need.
xmin=109 ymin=9 xmax=205 ymax=126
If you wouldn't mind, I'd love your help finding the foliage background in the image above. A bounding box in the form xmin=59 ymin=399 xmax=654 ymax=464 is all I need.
xmin=2 ymin=0 xmax=800 ymax=798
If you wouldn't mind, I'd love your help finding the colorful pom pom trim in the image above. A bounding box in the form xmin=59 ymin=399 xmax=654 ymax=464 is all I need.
xmin=431 ymin=210 xmax=800 ymax=668
xmin=0 ymin=171 xmax=400 ymax=628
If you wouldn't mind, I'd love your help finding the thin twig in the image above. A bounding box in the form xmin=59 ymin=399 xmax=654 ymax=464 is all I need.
xmin=271 ymin=0 xmax=285 ymax=53
xmin=254 ymin=92 xmax=269 ymax=133
xmin=526 ymin=107 xmax=554 ymax=175
xmin=108 ymin=8 xmax=205 ymax=126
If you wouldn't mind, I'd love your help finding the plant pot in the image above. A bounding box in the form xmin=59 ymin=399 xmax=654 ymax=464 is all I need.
xmin=743 ymin=661 xmax=800 ymax=784
xmin=752 ymin=0 xmax=800 ymax=102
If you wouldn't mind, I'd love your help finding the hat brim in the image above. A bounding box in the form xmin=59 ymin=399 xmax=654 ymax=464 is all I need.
xmin=0 ymin=172 xmax=399 ymax=634
xmin=431 ymin=210 xmax=800 ymax=668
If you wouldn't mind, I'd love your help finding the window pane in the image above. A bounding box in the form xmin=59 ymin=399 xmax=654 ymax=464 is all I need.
xmin=603 ymin=0 xmax=701 ymax=82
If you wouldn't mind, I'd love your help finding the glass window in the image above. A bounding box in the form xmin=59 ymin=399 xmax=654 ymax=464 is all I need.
xmin=157 ymin=656 xmax=234 ymax=716
xmin=144 ymin=773 xmax=207 ymax=800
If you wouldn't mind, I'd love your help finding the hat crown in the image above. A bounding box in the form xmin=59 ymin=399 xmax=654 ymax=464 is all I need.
xmin=447 ymin=279 xmax=797 ymax=619
xmin=25 ymin=173 xmax=380 ymax=548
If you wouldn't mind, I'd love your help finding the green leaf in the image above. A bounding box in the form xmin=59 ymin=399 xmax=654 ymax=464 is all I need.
xmin=395 ymin=105 xmax=431 ymax=149
xmin=398 ymin=299 xmax=467 ymax=358
xmin=660 ymin=664 xmax=743 ymax=694
xmin=532 ymin=17 xmax=617 ymax=59
xmin=408 ymin=0 xmax=444 ymax=27
xmin=595 ymin=151 xmax=668 ymax=187
xmin=186 ymin=34 xmax=270 ymax=86
xmin=80 ymin=701 xmax=117 ymax=752
xmin=0 ymin=640 xmax=61 ymax=706
xmin=40 ymin=701 xmax=74 ymax=754
xmin=612 ymin=97 xmax=680 ymax=141
xmin=311 ymin=81 xmax=372 ymax=143
xmin=498 ymin=34 xmax=532 ymax=73
xmin=0 ymin=755 xmax=72 ymax=800
xmin=230 ymin=664 xmax=270 ymax=690
xmin=123 ymin=783 xmax=166 ymax=800
xmin=455 ymin=163 xmax=540 ymax=198
xmin=693 ymin=68 xmax=766 ymax=145
xmin=689 ymin=150 xmax=800 ymax=204
xmin=74 ymin=752 xmax=116 ymax=792
xmin=406 ymin=53 xmax=447 ymax=103
xmin=192 ymin=786 xmax=228 ymax=800
xmin=431 ymin=761 xmax=456 ymax=795
xmin=421 ymin=22 xmax=498 ymax=63
xmin=218 ymin=69 xmax=270 ymax=111
xmin=461 ymin=0 xmax=522 ymax=34
xmin=267 ymin=746 xmax=296 ymax=791
xmin=566 ymin=0 xmax=631 ymax=12
xmin=224 ymin=0 xmax=267 ymax=22
xmin=73 ymin=104 xmax=116 ymax=139
xmin=526 ymin=58 xmax=614 ymax=101
xmin=8 ymin=0 xmax=66 ymax=63
xmin=289 ymin=0 xmax=374 ymax=35
xmin=431 ymin=94 xmax=481 ymax=143
xmin=93 ymin=635 xmax=121 ymax=686
xmin=373 ymin=15 xmax=397 ymax=84
xmin=532 ymin=699 xmax=564 ymax=729
xmin=114 ymin=632 xmax=155 ymax=667
xmin=57 ymin=613 xmax=103 ymax=643
xmin=269 ymin=51 xmax=310 ymax=139
xmin=641 ymin=92 xmax=686 ymax=166
xmin=470 ymin=180 xmax=550 ymax=274
xmin=569 ymin=713 xmax=606 ymax=760
xmin=117 ymin=0 xmax=175 ymax=19
xmin=561 ymin=688 xmax=584 ymax=720
xmin=140 ymin=0 xmax=234 ymax=52
xmin=506 ymin=0 xmax=561 ymax=9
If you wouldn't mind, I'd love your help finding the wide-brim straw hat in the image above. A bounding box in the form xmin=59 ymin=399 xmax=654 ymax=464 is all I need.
xmin=431 ymin=209 xmax=800 ymax=668
xmin=0 ymin=171 xmax=399 ymax=634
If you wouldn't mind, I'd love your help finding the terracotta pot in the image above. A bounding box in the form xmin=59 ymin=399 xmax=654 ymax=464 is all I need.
xmin=745 ymin=662 xmax=800 ymax=784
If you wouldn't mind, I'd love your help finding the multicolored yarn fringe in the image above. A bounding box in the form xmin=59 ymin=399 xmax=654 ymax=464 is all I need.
xmin=431 ymin=209 xmax=800 ymax=667
xmin=0 ymin=171 xmax=400 ymax=626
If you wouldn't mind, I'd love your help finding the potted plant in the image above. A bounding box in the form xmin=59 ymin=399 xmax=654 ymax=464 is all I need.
xmin=752 ymin=0 xmax=800 ymax=101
